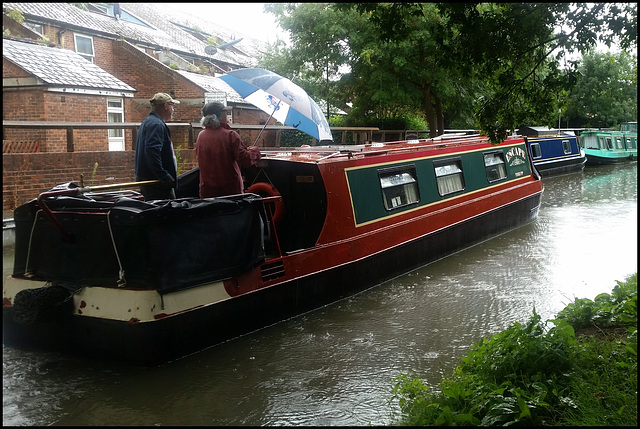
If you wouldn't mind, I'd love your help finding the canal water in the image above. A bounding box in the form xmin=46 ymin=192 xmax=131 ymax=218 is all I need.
xmin=3 ymin=163 xmax=637 ymax=426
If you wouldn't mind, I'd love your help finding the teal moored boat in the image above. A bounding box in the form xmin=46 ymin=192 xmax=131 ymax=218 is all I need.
xmin=580 ymin=122 xmax=637 ymax=165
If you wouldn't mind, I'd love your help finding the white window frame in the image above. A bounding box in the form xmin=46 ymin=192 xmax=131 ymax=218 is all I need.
xmin=434 ymin=158 xmax=465 ymax=196
xmin=378 ymin=165 xmax=420 ymax=210
xmin=107 ymin=98 xmax=125 ymax=151
xmin=483 ymin=151 xmax=507 ymax=183
xmin=74 ymin=33 xmax=95 ymax=63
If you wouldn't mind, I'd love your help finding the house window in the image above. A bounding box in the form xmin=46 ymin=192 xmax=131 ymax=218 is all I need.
xmin=86 ymin=3 xmax=152 ymax=27
xmin=24 ymin=21 xmax=43 ymax=35
xmin=107 ymin=98 xmax=124 ymax=151
xmin=562 ymin=140 xmax=572 ymax=154
xmin=530 ymin=143 xmax=542 ymax=158
xmin=74 ymin=33 xmax=95 ymax=62
xmin=484 ymin=151 xmax=507 ymax=183
xmin=434 ymin=158 xmax=465 ymax=196
xmin=378 ymin=165 xmax=419 ymax=210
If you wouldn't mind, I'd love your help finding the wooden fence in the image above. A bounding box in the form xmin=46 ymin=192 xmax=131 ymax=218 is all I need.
xmin=2 ymin=121 xmax=380 ymax=152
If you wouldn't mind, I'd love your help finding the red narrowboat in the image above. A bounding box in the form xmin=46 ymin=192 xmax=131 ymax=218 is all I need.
xmin=3 ymin=134 xmax=543 ymax=365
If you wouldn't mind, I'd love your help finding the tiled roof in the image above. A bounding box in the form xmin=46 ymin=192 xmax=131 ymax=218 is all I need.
xmin=2 ymin=2 xmax=263 ymax=67
xmin=3 ymin=38 xmax=135 ymax=92
xmin=121 ymin=3 xmax=265 ymax=66
xmin=175 ymin=70 xmax=245 ymax=103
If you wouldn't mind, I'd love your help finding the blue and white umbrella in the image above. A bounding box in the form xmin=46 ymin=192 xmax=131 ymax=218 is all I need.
xmin=219 ymin=68 xmax=333 ymax=143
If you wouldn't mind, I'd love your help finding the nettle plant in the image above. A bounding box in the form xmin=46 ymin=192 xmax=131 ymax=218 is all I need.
xmin=556 ymin=273 xmax=637 ymax=329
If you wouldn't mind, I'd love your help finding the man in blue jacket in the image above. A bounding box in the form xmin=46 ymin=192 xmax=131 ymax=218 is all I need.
xmin=135 ymin=92 xmax=180 ymax=200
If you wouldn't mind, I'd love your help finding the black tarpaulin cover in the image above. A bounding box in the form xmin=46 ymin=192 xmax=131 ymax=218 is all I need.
xmin=12 ymin=189 xmax=266 ymax=293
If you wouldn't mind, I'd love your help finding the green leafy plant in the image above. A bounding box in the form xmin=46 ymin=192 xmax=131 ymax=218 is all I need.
xmin=392 ymin=273 xmax=637 ymax=426
xmin=174 ymin=146 xmax=189 ymax=174
xmin=6 ymin=8 xmax=25 ymax=23
xmin=279 ymin=130 xmax=313 ymax=147
xmin=90 ymin=161 xmax=99 ymax=186
xmin=557 ymin=273 xmax=637 ymax=329
xmin=70 ymin=3 xmax=89 ymax=12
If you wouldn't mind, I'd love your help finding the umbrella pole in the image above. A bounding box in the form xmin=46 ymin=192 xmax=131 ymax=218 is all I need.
xmin=253 ymin=101 xmax=280 ymax=146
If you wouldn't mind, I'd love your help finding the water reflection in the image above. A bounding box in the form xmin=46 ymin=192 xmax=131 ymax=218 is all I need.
xmin=3 ymin=163 xmax=637 ymax=426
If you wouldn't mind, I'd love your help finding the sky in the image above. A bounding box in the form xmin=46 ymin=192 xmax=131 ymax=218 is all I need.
xmin=164 ymin=3 xmax=288 ymax=44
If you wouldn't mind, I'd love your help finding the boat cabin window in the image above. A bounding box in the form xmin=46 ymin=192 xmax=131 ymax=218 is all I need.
xmin=530 ymin=143 xmax=542 ymax=158
xmin=434 ymin=158 xmax=465 ymax=196
xmin=483 ymin=152 xmax=507 ymax=183
xmin=378 ymin=165 xmax=420 ymax=210
xmin=616 ymin=137 xmax=624 ymax=149
xmin=604 ymin=137 xmax=613 ymax=150
xmin=562 ymin=140 xmax=572 ymax=154
xmin=583 ymin=135 xmax=598 ymax=149
xmin=627 ymin=137 xmax=637 ymax=149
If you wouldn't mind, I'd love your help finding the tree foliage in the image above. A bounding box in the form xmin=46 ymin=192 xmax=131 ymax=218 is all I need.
xmin=563 ymin=51 xmax=637 ymax=128
xmin=262 ymin=3 xmax=637 ymax=142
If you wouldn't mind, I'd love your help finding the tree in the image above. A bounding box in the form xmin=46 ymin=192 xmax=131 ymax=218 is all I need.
xmin=564 ymin=51 xmax=638 ymax=128
xmin=262 ymin=3 xmax=359 ymax=120
xmin=353 ymin=2 xmax=637 ymax=141
xmin=263 ymin=3 xmax=637 ymax=142
xmin=435 ymin=3 xmax=637 ymax=140
xmin=264 ymin=3 xmax=466 ymax=135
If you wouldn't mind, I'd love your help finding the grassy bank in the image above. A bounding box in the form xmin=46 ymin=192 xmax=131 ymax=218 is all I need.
xmin=392 ymin=273 xmax=637 ymax=426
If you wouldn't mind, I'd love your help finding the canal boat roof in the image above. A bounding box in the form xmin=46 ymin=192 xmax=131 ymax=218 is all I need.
xmin=258 ymin=133 xmax=496 ymax=164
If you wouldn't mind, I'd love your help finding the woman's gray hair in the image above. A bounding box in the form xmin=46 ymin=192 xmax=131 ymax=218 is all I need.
xmin=201 ymin=114 xmax=221 ymax=128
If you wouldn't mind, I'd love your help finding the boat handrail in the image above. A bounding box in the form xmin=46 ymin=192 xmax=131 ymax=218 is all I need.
xmin=258 ymin=134 xmax=497 ymax=163
xmin=316 ymin=151 xmax=342 ymax=162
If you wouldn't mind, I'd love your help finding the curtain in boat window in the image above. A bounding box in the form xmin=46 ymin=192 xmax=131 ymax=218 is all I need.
xmin=483 ymin=152 xmax=507 ymax=182
xmin=434 ymin=161 xmax=464 ymax=196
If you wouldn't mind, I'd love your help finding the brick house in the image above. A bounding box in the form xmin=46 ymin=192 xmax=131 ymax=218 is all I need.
xmin=3 ymin=38 xmax=137 ymax=152
xmin=2 ymin=2 xmax=277 ymax=211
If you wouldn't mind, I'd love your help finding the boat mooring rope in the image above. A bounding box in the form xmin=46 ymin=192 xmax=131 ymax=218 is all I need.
xmin=23 ymin=209 xmax=43 ymax=277
xmin=106 ymin=211 xmax=127 ymax=287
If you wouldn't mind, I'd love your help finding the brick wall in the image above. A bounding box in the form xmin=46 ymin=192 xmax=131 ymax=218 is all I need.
xmin=3 ymin=90 xmax=118 ymax=151
xmin=3 ymin=149 xmax=198 ymax=213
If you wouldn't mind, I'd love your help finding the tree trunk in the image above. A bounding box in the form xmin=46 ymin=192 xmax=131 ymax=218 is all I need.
xmin=436 ymin=96 xmax=444 ymax=136
xmin=422 ymin=84 xmax=437 ymax=138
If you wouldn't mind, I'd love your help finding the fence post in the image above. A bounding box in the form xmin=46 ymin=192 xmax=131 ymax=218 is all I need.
xmin=66 ymin=128 xmax=74 ymax=152
xmin=132 ymin=128 xmax=137 ymax=151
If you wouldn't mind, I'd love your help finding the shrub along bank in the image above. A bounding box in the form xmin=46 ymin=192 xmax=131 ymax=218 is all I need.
xmin=392 ymin=273 xmax=637 ymax=426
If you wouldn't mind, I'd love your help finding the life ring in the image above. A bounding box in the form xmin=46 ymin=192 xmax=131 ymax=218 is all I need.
xmin=247 ymin=182 xmax=284 ymax=224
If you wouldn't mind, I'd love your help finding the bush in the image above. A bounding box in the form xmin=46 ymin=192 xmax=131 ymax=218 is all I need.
xmin=392 ymin=273 xmax=637 ymax=426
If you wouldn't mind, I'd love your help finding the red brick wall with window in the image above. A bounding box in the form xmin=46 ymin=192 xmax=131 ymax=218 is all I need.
xmin=3 ymin=89 xmax=114 ymax=152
